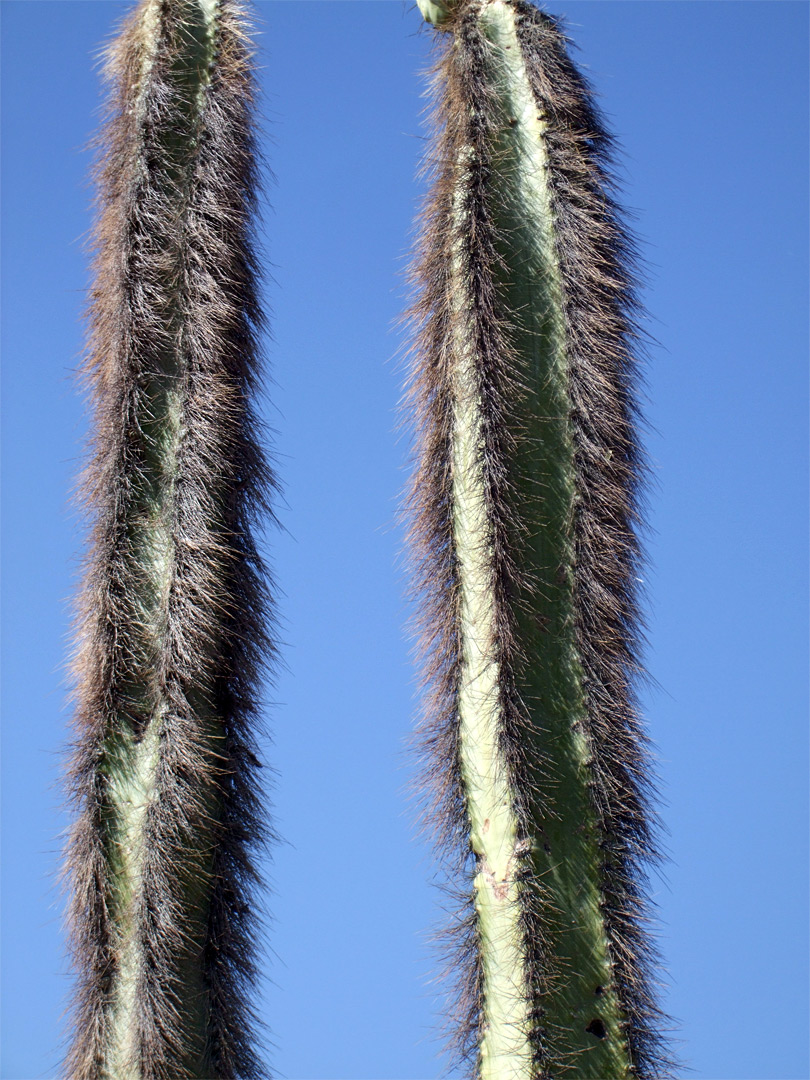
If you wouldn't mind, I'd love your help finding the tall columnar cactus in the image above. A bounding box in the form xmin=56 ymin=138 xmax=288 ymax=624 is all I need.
xmin=65 ymin=1 xmax=271 ymax=1077
xmin=409 ymin=1 xmax=668 ymax=1076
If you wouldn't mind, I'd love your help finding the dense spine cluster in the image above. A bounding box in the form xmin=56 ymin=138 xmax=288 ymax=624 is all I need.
xmin=64 ymin=1 xmax=272 ymax=1076
xmin=409 ymin=1 xmax=669 ymax=1075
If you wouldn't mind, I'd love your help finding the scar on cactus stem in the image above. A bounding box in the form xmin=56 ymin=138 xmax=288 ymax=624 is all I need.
xmin=407 ymin=1 xmax=673 ymax=1077
xmin=64 ymin=1 xmax=274 ymax=1077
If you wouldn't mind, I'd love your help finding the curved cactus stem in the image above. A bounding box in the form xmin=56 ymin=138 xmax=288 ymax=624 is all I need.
xmin=65 ymin=1 xmax=272 ymax=1077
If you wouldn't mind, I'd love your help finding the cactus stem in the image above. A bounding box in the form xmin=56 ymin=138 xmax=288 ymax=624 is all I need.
xmin=66 ymin=0 xmax=271 ymax=1075
xmin=412 ymin=1 xmax=669 ymax=1075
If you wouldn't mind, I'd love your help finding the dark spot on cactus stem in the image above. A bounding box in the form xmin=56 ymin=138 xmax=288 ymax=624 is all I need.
xmin=594 ymin=985 xmax=604 ymax=997
xmin=586 ymin=1018 xmax=607 ymax=1040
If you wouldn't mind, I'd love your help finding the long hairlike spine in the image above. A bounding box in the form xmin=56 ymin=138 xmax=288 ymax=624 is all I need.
xmin=65 ymin=2 xmax=272 ymax=1076
xmin=410 ymin=1 xmax=669 ymax=1076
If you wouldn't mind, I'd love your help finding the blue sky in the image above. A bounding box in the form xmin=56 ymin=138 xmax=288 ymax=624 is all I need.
xmin=1 ymin=2 xmax=808 ymax=1078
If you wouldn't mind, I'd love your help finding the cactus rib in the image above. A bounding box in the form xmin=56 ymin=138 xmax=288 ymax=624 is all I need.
xmin=64 ymin=2 xmax=273 ymax=1077
xmin=409 ymin=2 xmax=671 ymax=1076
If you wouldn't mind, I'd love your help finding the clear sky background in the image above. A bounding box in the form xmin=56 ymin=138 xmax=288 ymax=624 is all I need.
xmin=1 ymin=2 xmax=807 ymax=1078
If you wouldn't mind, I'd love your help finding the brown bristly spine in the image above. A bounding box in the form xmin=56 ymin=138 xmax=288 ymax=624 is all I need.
xmin=408 ymin=1 xmax=672 ymax=1076
xmin=65 ymin=1 xmax=273 ymax=1076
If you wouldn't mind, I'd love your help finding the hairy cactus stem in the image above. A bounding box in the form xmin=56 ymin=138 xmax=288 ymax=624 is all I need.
xmin=410 ymin=1 xmax=670 ymax=1077
xmin=65 ymin=1 xmax=273 ymax=1077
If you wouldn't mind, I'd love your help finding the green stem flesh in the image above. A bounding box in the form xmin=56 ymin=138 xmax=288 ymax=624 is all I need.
xmin=102 ymin=2 xmax=219 ymax=1074
xmin=447 ymin=2 xmax=634 ymax=1075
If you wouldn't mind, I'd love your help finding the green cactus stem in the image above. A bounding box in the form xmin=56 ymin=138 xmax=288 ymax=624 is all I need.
xmin=408 ymin=2 xmax=670 ymax=1076
xmin=64 ymin=1 xmax=272 ymax=1077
